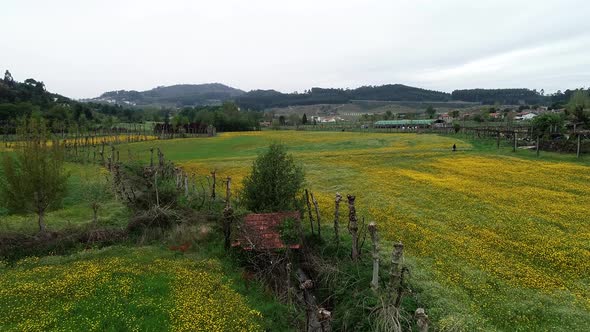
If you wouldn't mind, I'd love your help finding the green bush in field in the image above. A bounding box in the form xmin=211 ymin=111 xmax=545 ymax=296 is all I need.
xmin=242 ymin=143 xmax=304 ymax=212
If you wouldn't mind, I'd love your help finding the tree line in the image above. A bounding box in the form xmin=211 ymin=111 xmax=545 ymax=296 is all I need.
xmin=451 ymin=88 xmax=590 ymax=107
xmin=0 ymin=71 xmax=259 ymax=133
xmin=235 ymin=84 xmax=452 ymax=110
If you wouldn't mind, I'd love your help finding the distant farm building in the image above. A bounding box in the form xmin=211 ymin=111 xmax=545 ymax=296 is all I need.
xmin=232 ymin=212 xmax=301 ymax=251
xmin=311 ymin=116 xmax=343 ymax=123
xmin=515 ymin=113 xmax=538 ymax=121
xmin=374 ymin=119 xmax=435 ymax=128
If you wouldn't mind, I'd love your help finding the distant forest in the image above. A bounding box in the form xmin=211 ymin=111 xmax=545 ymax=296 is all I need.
xmin=91 ymin=79 xmax=589 ymax=111
xmin=238 ymin=86 xmax=589 ymax=110
xmin=0 ymin=71 xmax=259 ymax=133
xmin=2 ymin=69 xmax=588 ymax=129
xmin=235 ymin=85 xmax=452 ymax=110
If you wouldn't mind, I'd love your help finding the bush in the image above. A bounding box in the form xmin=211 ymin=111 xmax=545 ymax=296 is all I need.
xmin=241 ymin=144 xmax=304 ymax=212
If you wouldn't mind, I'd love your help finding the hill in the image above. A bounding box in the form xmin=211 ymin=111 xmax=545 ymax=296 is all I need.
xmin=235 ymin=84 xmax=452 ymax=110
xmin=451 ymin=88 xmax=544 ymax=105
xmin=94 ymin=83 xmax=246 ymax=107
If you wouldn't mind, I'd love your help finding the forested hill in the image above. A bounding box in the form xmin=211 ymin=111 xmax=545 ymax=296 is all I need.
xmin=94 ymin=83 xmax=246 ymax=106
xmin=235 ymin=84 xmax=452 ymax=110
xmin=0 ymin=70 xmax=145 ymax=124
xmin=451 ymin=88 xmax=545 ymax=105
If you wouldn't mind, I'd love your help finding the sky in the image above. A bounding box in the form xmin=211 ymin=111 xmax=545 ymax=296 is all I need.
xmin=2 ymin=0 xmax=589 ymax=99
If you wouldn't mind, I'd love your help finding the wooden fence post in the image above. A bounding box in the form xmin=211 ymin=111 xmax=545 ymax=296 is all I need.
xmin=368 ymin=222 xmax=379 ymax=289
xmin=390 ymin=241 xmax=404 ymax=302
xmin=347 ymin=194 xmax=359 ymax=261
xmin=184 ymin=173 xmax=189 ymax=197
xmin=513 ymin=131 xmax=517 ymax=152
xmin=311 ymin=192 xmax=321 ymax=240
xmin=415 ymin=308 xmax=429 ymax=332
xmin=334 ymin=193 xmax=342 ymax=247
xmin=305 ymin=189 xmax=315 ymax=235
xmin=223 ymin=176 xmax=232 ymax=250
xmin=577 ymin=134 xmax=581 ymax=158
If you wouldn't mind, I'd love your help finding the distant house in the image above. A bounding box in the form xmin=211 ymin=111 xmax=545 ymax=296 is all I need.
xmin=232 ymin=212 xmax=301 ymax=251
xmin=515 ymin=113 xmax=537 ymax=121
xmin=437 ymin=113 xmax=452 ymax=123
xmin=311 ymin=116 xmax=343 ymax=123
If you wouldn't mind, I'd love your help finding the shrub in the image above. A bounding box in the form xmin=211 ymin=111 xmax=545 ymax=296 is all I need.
xmin=241 ymin=144 xmax=304 ymax=212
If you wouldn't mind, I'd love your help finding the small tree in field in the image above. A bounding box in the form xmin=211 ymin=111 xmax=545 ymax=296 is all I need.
xmin=81 ymin=170 xmax=112 ymax=226
xmin=242 ymin=143 xmax=304 ymax=212
xmin=1 ymin=118 xmax=69 ymax=233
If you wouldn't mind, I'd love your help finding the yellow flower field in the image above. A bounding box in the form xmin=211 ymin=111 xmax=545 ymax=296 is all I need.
xmin=125 ymin=131 xmax=590 ymax=331
xmin=0 ymin=247 xmax=262 ymax=332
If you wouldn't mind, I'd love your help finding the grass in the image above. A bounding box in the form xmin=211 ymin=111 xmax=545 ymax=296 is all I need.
xmin=0 ymin=245 xmax=291 ymax=331
xmin=0 ymin=162 xmax=129 ymax=234
xmin=2 ymin=130 xmax=589 ymax=331
xmin=118 ymin=131 xmax=590 ymax=331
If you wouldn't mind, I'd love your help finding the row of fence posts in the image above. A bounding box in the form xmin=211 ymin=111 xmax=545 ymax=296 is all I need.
xmin=300 ymin=189 xmax=429 ymax=332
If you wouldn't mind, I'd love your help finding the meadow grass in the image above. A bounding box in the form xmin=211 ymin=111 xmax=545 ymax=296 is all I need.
xmin=0 ymin=162 xmax=129 ymax=234
xmin=0 ymin=245 xmax=286 ymax=331
xmin=120 ymin=131 xmax=590 ymax=331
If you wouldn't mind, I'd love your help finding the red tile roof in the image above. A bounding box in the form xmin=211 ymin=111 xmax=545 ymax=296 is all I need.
xmin=233 ymin=212 xmax=301 ymax=250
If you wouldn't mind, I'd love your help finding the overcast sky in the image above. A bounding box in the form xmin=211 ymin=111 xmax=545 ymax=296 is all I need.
xmin=2 ymin=0 xmax=589 ymax=99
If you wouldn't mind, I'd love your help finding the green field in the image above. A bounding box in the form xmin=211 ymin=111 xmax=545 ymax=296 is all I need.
xmin=122 ymin=131 xmax=590 ymax=331
xmin=0 ymin=163 xmax=129 ymax=234
xmin=2 ymin=130 xmax=590 ymax=331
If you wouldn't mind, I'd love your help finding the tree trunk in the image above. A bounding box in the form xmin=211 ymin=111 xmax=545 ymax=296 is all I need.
xmin=150 ymin=147 xmax=154 ymax=167
xmin=310 ymin=192 xmax=321 ymax=240
xmin=368 ymin=222 xmax=379 ymax=289
xmin=211 ymin=170 xmax=216 ymax=199
xmin=347 ymin=194 xmax=359 ymax=261
xmin=223 ymin=177 xmax=232 ymax=250
xmin=334 ymin=193 xmax=342 ymax=247
xmin=92 ymin=205 xmax=99 ymax=225
xmin=154 ymin=171 xmax=160 ymax=207
xmin=38 ymin=209 xmax=46 ymax=233
xmin=305 ymin=189 xmax=314 ymax=235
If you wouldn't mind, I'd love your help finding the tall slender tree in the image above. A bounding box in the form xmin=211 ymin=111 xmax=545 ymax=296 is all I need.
xmin=1 ymin=118 xmax=69 ymax=233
